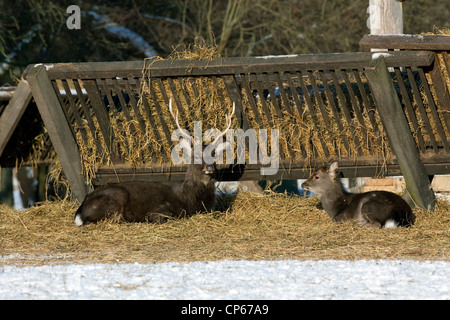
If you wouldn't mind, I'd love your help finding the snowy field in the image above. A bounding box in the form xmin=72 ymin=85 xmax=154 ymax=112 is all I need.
xmin=0 ymin=259 xmax=449 ymax=300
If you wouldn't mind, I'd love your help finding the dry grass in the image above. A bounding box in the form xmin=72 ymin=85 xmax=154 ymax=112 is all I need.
xmin=1 ymin=191 xmax=449 ymax=267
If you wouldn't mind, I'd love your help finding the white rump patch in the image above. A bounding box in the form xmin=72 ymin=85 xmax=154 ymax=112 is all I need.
xmin=384 ymin=219 xmax=398 ymax=229
xmin=74 ymin=214 xmax=83 ymax=227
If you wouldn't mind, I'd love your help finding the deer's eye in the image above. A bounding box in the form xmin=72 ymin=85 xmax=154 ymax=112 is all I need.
xmin=314 ymin=175 xmax=320 ymax=179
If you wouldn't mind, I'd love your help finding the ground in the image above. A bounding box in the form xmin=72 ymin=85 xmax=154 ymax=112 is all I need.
xmin=0 ymin=191 xmax=449 ymax=299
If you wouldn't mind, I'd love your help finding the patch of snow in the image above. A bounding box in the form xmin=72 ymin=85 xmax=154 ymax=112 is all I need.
xmin=368 ymin=34 xmax=424 ymax=39
xmin=255 ymin=55 xmax=299 ymax=59
xmin=0 ymin=259 xmax=448 ymax=300
xmin=88 ymin=11 xmax=157 ymax=57
xmin=372 ymin=52 xmax=392 ymax=59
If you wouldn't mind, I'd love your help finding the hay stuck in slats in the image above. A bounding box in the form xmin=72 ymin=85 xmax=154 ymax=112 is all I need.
xmin=54 ymin=39 xmax=398 ymax=188
xmin=24 ymin=38 xmax=450 ymax=190
xmin=1 ymin=191 xmax=449 ymax=266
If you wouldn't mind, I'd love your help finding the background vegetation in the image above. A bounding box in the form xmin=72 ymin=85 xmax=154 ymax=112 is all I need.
xmin=1 ymin=0 xmax=449 ymax=85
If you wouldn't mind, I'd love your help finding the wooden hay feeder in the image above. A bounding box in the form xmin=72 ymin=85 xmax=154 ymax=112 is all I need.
xmin=0 ymin=35 xmax=447 ymax=210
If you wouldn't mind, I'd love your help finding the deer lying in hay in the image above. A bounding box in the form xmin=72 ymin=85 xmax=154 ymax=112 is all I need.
xmin=74 ymin=100 xmax=234 ymax=226
xmin=301 ymin=162 xmax=415 ymax=228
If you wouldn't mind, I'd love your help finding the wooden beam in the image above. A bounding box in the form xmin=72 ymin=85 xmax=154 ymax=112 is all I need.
xmin=26 ymin=64 xmax=88 ymax=202
xmin=0 ymin=81 xmax=32 ymax=157
xmin=365 ymin=56 xmax=436 ymax=210
xmin=360 ymin=35 xmax=450 ymax=50
xmin=39 ymin=51 xmax=435 ymax=80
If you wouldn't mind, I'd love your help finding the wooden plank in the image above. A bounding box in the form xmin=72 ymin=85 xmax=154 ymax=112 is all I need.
xmin=417 ymin=68 xmax=449 ymax=152
xmin=123 ymin=78 xmax=155 ymax=160
xmin=365 ymin=56 xmax=436 ymax=210
xmin=60 ymin=79 xmax=89 ymax=146
xmin=239 ymin=74 xmax=263 ymax=127
xmin=329 ymin=70 xmax=363 ymax=156
xmin=360 ymin=35 xmax=450 ymax=51
xmin=250 ymin=73 xmax=274 ymax=127
xmin=73 ymin=79 xmax=104 ymax=155
xmin=427 ymin=55 xmax=450 ymax=135
xmin=393 ymin=68 xmax=426 ymax=152
xmin=43 ymin=52 xmax=435 ymax=80
xmin=297 ymin=70 xmax=330 ymax=158
xmin=318 ymin=71 xmax=351 ymax=154
xmin=146 ymin=52 xmax=436 ymax=77
xmin=93 ymin=150 xmax=450 ymax=184
xmin=222 ymin=75 xmax=250 ymax=130
xmin=406 ymin=68 xmax=438 ymax=152
xmin=0 ymin=81 xmax=32 ymax=157
xmin=340 ymin=70 xmax=371 ymax=153
xmin=26 ymin=65 xmax=88 ymax=201
xmin=83 ymin=80 xmax=118 ymax=160
xmin=353 ymin=69 xmax=383 ymax=150
xmin=284 ymin=72 xmax=308 ymax=158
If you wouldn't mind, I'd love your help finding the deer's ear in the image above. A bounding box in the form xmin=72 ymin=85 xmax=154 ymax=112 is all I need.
xmin=328 ymin=161 xmax=339 ymax=178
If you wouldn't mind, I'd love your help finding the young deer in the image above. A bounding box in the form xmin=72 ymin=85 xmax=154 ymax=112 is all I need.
xmin=74 ymin=100 xmax=234 ymax=226
xmin=301 ymin=162 xmax=415 ymax=228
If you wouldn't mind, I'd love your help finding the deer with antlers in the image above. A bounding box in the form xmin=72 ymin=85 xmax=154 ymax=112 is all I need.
xmin=74 ymin=99 xmax=234 ymax=226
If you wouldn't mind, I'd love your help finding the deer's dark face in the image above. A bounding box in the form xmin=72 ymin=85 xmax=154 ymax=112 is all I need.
xmin=203 ymin=162 xmax=216 ymax=175
xmin=187 ymin=142 xmax=224 ymax=184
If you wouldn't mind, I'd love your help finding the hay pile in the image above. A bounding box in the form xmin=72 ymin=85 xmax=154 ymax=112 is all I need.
xmin=139 ymin=41 xmax=391 ymax=164
xmin=1 ymin=191 xmax=449 ymax=266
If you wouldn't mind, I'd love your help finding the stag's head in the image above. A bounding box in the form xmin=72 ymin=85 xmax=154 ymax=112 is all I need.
xmin=169 ymin=99 xmax=235 ymax=179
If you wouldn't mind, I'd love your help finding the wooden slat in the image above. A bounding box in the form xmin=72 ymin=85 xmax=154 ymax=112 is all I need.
xmin=73 ymin=79 xmax=104 ymax=155
xmin=0 ymin=81 xmax=32 ymax=157
xmin=123 ymin=78 xmax=156 ymax=160
xmin=239 ymin=74 xmax=263 ymax=127
xmin=284 ymin=72 xmax=309 ymax=158
xmin=60 ymin=79 xmax=89 ymax=146
xmin=329 ymin=70 xmax=363 ymax=156
xmin=166 ymin=77 xmax=188 ymax=122
xmin=360 ymin=34 xmax=450 ymax=51
xmin=353 ymin=70 xmax=381 ymax=141
xmin=140 ymin=51 xmax=436 ymax=77
xmin=427 ymin=54 xmax=450 ymax=134
xmin=26 ymin=65 xmax=88 ymax=201
xmin=222 ymin=75 xmax=250 ymax=130
xmin=417 ymin=68 xmax=449 ymax=152
xmin=42 ymin=52 xmax=435 ymax=80
xmin=93 ymin=154 xmax=450 ymax=184
xmin=393 ymin=68 xmax=426 ymax=152
xmin=150 ymin=79 xmax=173 ymax=149
xmin=83 ymin=79 xmax=118 ymax=160
xmin=297 ymin=70 xmax=330 ymax=158
xmin=340 ymin=70 xmax=372 ymax=154
xmin=318 ymin=71 xmax=351 ymax=155
xmin=406 ymin=68 xmax=438 ymax=152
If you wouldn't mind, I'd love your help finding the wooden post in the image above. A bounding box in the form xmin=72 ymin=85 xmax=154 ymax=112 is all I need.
xmin=369 ymin=0 xmax=404 ymax=35
xmin=365 ymin=56 xmax=436 ymax=210
xmin=0 ymin=81 xmax=32 ymax=157
xmin=26 ymin=64 xmax=88 ymax=202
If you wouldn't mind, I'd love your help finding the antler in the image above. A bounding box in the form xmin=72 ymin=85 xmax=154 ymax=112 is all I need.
xmin=168 ymin=99 xmax=193 ymax=142
xmin=168 ymin=98 xmax=235 ymax=145
xmin=210 ymin=102 xmax=235 ymax=146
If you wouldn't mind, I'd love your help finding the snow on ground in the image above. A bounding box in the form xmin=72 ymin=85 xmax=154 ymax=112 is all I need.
xmin=0 ymin=259 xmax=449 ymax=299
